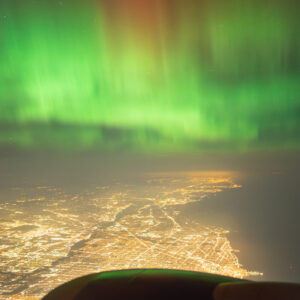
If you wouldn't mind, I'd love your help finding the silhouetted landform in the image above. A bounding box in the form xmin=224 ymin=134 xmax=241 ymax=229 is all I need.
xmin=43 ymin=269 xmax=241 ymax=300
xmin=43 ymin=269 xmax=300 ymax=300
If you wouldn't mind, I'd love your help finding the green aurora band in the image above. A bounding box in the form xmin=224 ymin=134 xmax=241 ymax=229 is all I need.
xmin=0 ymin=0 xmax=299 ymax=151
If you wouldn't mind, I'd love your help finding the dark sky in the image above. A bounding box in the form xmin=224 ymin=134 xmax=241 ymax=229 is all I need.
xmin=0 ymin=0 xmax=299 ymax=285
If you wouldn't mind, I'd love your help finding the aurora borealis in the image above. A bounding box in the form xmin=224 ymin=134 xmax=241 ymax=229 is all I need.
xmin=1 ymin=0 xmax=299 ymax=151
xmin=1 ymin=2 xmax=300 ymax=297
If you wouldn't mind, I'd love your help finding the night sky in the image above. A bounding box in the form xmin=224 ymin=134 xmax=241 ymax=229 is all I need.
xmin=0 ymin=0 xmax=299 ymax=151
xmin=0 ymin=0 xmax=300 ymax=290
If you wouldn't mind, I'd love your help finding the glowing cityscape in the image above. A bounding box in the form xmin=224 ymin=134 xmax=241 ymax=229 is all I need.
xmin=0 ymin=172 xmax=261 ymax=299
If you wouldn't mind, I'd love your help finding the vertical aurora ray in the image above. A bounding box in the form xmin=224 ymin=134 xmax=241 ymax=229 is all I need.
xmin=0 ymin=0 xmax=299 ymax=151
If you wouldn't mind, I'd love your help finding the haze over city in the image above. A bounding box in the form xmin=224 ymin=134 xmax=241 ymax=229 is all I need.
xmin=0 ymin=0 xmax=299 ymax=298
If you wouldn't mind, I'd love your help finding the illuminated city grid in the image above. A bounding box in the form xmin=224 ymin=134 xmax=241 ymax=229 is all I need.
xmin=0 ymin=172 xmax=261 ymax=299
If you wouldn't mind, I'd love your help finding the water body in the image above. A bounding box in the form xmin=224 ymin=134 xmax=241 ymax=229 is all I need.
xmin=184 ymin=170 xmax=300 ymax=282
